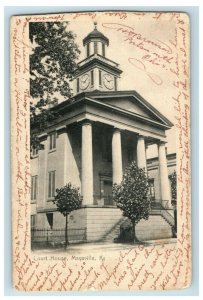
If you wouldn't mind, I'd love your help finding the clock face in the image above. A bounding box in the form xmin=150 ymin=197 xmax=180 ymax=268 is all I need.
xmin=80 ymin=73 xmax=90 ymax=90
xmin=102 ymin=73 xmax=114 ymax=90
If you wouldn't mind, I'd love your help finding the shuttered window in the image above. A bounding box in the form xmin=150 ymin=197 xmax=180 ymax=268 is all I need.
xmin=31 ymin=215 xmax=36 ymax=229
xmin=49 ymin=132 xmax=56 ymax=150
xmin=31 ymin=176 xmax=38 ymax=201
xmin=48 ymin=171 xmax=56 ymax=198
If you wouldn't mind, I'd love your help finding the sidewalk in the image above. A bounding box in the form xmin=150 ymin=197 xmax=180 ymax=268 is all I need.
xmin=32 ymin=238 xmax=177 ymax=254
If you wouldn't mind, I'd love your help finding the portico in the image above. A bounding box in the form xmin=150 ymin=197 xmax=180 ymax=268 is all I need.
xmin=78 ymin=111 xmax=172 ymax=208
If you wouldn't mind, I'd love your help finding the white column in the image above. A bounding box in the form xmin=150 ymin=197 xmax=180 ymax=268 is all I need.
xmin=112 ymin=128 xmax=123 ymax=184
xmin=158 ymin=142 xmax=171 ymax=208
xmin=137 ymin=135 xmax=147 ymax=170
xmin=81 ymin=121 xmax=93 ymax=205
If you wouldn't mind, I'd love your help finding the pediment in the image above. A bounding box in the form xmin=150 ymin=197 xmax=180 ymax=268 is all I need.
xmin=104 ymin=98 xmax=153 ymax=119
xmin=86 ymin=91 xmax=173 ymax=128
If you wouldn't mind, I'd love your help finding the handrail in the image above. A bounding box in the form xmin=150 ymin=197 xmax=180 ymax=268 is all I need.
xmin=150 ymin=200 xmax=175 ymax=227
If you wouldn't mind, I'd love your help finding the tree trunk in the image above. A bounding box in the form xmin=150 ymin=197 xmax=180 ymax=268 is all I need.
xmin=132 ymin=220 xmax=139 ymax=244
xmin=65 ymin=213 xmax=69 ymax=249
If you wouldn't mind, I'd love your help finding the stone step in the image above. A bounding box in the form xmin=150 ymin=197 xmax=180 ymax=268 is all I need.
xmin=100 ymin=214 xmax=173 ymax=242
xmin=101 ymin=217 xmax=127 ymax=242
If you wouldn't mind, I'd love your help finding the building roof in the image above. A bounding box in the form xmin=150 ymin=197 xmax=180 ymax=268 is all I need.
xmin=34 ymin=90 xmax=173 ymax=143
xmin=71 ymin=90 xmax=174 ymax=128
xmin=83 ymin=23 xmax=109 ymax=46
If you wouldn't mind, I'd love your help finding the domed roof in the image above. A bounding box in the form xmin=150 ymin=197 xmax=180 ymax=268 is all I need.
xmin=83 ymin=22 xmax=109 ymax=46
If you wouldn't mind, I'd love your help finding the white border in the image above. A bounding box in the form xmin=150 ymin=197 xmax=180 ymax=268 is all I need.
xmin=2 ymin=1 xmax=202 ymax=299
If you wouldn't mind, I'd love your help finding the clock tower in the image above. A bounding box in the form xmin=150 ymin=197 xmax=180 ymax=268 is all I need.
xmin=74 ymin=22 xmax=122 ymax=94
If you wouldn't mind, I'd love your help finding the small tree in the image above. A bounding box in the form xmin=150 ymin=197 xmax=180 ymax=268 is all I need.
xmin=53 ymin=183 xmax=82 ymax=248
xmin=113 ymin=161 xmax=151 ymax=243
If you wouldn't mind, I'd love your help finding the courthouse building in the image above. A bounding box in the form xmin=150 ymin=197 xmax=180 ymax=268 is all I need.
xmin=31 ymin=24 xmax=176 ymax=243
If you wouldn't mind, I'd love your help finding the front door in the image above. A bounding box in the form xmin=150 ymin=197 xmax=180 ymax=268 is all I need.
xmin=103 ymin=180 xmax=113 ymax=205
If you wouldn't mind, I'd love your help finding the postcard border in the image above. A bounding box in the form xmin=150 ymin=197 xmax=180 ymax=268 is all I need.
xmin=4 ymin=5 xmax=199 ymax=296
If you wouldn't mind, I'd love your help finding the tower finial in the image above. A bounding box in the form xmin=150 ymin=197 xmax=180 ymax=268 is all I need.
xmin=94 ymin=21 xmax=97 ymax=30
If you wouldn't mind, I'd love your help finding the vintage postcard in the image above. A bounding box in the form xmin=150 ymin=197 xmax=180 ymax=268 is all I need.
xmin=11 ymin=11 xmax=191 ymax=291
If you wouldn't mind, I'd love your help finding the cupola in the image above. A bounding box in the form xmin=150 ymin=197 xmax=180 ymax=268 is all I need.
xmin=83 ymin=22 xmax=109 ymax=57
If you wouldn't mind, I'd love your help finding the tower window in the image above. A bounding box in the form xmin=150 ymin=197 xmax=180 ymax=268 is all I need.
xmin=114 ymin=77 xmax=117 ymax=91
xmin=91 ymin=70 xmax=94 ymax=86
xmin=94 ymin=42 xmax=98 ymax=54
xmin=77 ymin=78 xmax=79 ymax=93
xmin=48 ymin=171 xmax=56 ymax=198
xmin=102 ymin=43 xmax=105 ymax=57
xmin=87 ymin=43 xmax=90 ymax=57
xmin=99 ymin=70 xmax=102 ymax=86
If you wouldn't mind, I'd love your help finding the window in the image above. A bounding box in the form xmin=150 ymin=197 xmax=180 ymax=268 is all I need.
xmin=87 ymin=43 xmax=90 ymax=57
xmin=46 ymin=213 xmax=53 ymax=229
xmin=99 ymin=70 xmax=102 ymax=86
xmin=149 ymin=179 xmax=155 ymax=201
xmin=31 ymin=215 xmax=36 ymax=229
xmin=31 ymin=175 xmax=38 ymax=201
xmin=77 ymin=78 xmax=80 ymax=93
xmin=91 ymin=70 xmax=94 ymax=86
xmin=102 ymin=43 xmax=105 ymax=57
xmin=94 ymin=42 xmax=98 ymax=54
xmin=48 ymin=171 xmax=56 ymax=198
xmin=49 ymin=132 xmax=56 ymax=150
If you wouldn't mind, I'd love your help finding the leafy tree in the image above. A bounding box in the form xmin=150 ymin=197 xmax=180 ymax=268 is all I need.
xmin=29 ymin=22 xmax=80 ymax=150
xmin=113 ymin=161 xmax=151 ymax=243
xmin=53 ymin=183 xmax=82 ymax=248
xmin=169 ymin=170 xmax=177 ymax=236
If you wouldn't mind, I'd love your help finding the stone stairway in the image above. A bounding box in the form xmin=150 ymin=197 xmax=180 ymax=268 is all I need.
xmin=150 ymin=209 xmax=174 ymax=227
xmin=100 ymin=212 xmax=174 ymax=243
xmin=100 ymin=217 xmax=128 ymax=243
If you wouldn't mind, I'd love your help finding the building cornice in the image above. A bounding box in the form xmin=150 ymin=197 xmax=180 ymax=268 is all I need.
xmin=74 ymin=56 xmax=122 ymax=76
xmin=54 ymin=95 xmax=171 ymax=131
xmin=32 ymin=90 xmax=173 ymax=139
